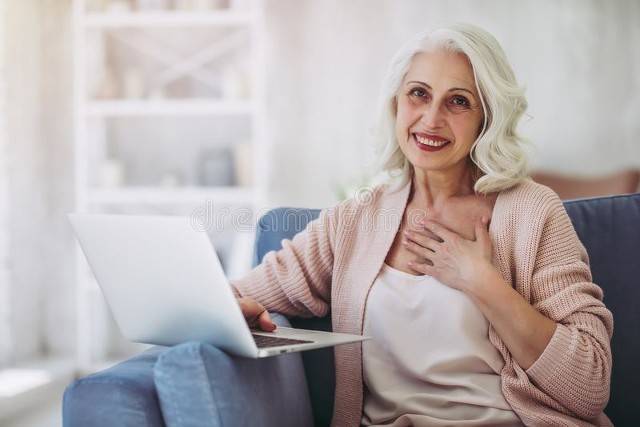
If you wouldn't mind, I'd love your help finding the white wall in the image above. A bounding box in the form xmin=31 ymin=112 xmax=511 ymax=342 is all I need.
xmin=263 ymin=0 xmax=640 ymax=208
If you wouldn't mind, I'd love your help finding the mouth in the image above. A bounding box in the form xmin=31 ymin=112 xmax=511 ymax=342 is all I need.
xmin=412 ymin=132 xmax=451 ymax=152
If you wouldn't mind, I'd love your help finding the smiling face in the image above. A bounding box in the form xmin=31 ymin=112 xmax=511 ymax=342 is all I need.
xmin=395 ymin=49 xmax=484 ymax=176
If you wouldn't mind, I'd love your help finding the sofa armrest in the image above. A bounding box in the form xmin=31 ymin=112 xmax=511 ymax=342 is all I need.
xmin=290 ymin=315 xmax=335 ymax=427
xmin=63 ymin=346 xmax=167 ymax=427
xmin=153 ymin=313 xmax=313 ymax=427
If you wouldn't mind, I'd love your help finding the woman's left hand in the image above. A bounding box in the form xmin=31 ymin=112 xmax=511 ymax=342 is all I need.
xmin=403 ymin=215 xmax=496 ymax=293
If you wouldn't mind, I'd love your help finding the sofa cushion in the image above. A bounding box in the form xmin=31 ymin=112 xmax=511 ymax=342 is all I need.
xmin=252 ymin=207 xmax=322 ymax=267
xmin=153 ymin=313 xmax=313 ymax=427
xmin=253 ymin=207 xmax=333 ymax=427
xmin=564 ymin=192 xmax=640 ymax=426
xmin=63 ymin=346 xmax=167 ymax=427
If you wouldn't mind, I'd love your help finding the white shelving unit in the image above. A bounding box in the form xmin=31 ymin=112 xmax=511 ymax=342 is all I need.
xmin=72 ymin=0 xmax=268 ymax=372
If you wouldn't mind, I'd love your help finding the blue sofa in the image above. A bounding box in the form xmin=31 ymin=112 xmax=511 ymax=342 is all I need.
xmin=63 ymin=192 xmax=640 ymax=426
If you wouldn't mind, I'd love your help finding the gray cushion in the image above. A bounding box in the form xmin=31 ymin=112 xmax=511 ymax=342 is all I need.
xmin=63 ymin=346 xmax=167 ymax=427
xmin=564 ymin=193 xmax=640 ymax=426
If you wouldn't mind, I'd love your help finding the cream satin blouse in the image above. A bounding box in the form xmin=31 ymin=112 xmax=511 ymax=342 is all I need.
xmin=361 ymin=263 xmax=523 ymax=426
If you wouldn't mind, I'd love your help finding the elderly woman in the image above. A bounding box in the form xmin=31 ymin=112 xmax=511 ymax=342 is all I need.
xmin=231 ymin=24 xmax=613 ymax=426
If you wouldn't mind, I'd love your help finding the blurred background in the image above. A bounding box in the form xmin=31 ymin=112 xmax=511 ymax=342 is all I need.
xmin=0 ymin=0 xmax=638 ymax=425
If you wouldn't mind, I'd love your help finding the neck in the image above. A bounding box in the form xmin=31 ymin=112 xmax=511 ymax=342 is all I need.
xmin=410 ymin=162 xmax=476 ymax=208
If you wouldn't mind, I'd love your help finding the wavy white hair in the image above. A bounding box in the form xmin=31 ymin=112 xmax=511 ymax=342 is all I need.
xmin=372 ymin=23 xmax=531 ymax=194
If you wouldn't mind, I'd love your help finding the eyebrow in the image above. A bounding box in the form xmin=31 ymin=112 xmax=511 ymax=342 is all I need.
xmin=407 ymin=80 xmax=476 ymax=97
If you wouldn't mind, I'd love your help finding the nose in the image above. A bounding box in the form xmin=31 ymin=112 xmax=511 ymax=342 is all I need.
xmin=419 ymin=100 xmax=446 ymax=129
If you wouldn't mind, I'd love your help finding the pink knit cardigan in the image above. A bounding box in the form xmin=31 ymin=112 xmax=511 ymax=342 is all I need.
xmin=231 ymin=179 xmax=614 ymax=426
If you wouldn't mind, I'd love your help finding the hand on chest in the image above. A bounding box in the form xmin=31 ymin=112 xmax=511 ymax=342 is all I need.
xmin=407 ymin=198 xmax=491 ymax=241
xmin=386 ymin=196 xmax=494 ymax=272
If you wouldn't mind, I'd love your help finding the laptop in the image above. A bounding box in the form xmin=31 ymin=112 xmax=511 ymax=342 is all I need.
xmin=68 ymin=213 xmax=369 ymax=358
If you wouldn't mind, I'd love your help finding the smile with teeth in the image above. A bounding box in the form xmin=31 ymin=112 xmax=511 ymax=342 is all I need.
xmin=414 ymin=133 xmax=450 ymax=147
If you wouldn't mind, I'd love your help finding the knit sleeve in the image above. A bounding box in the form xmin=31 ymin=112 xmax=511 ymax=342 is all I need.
xmin=523 ymin=194 xmax=614 ymax=420
xmin=228 ymin=205 xmax=337 ymax=318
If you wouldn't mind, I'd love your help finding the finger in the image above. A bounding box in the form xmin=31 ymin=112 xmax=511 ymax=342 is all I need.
xmin=239 ymin=298 xmax=273 ymax=329
xmin=404 ymin=230 xmax=442 ymax=250
xmin=239 ymin=298 xmax=261 ymax=318
xmin=408 ymin=260 xmax=435 ymax=276
xmin=406 ymin=261 xmax=425 ymax=275
xmin=406 ymin=257 xmax=433 ymax=275
xmin=402 ymin=230 xmax=432 ymax=246
xmin=421 ymin=219 xmax=459 ymax=242
xmin=402 ymin=236 xmax=437 ymax=258
xmin=407 ymin=224 xmax=443 ymax=243
xmin=258 ymin=310 xmax=277 ymax=332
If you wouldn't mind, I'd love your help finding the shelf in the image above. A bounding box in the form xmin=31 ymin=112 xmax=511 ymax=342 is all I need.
xmin=84 ymin=11 xmax=254 ymax=28
xmin=87 ymin=186 xmax=255 ymax=205
xmin=86 ymin=100 xmax=255 ymax=116
xmin=74 ymin=0 xmax=266 ymax=370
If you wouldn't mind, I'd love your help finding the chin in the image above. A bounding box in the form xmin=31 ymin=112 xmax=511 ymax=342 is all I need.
xmin=409 ymin=161 xmax=447 ymax=173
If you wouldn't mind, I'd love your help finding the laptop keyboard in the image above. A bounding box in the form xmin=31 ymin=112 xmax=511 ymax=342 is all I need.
xmin=251 ymin=334 xmax=314 ymax=348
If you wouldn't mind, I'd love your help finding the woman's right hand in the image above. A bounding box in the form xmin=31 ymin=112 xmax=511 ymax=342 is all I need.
xmin=237 ymin=297 xmax=277 ymax=332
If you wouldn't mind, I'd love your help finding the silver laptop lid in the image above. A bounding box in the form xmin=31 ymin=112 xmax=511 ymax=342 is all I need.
xmin=68 ymin=214 xmax=259 ymax=357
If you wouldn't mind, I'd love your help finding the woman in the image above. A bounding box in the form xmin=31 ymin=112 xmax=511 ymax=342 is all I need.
xmin=231 ymin=23 xmax=613 ymax=426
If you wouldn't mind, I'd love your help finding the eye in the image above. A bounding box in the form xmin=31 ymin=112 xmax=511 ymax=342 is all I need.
xmin=450 ymin=95 xmax=470 ymax=107
xmin=408 ymin=87 xmax=428 ymax=98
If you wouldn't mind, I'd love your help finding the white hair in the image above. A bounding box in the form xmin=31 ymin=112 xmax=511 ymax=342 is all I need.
xmin=371 ymin=23 xmax=531 ymax=195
